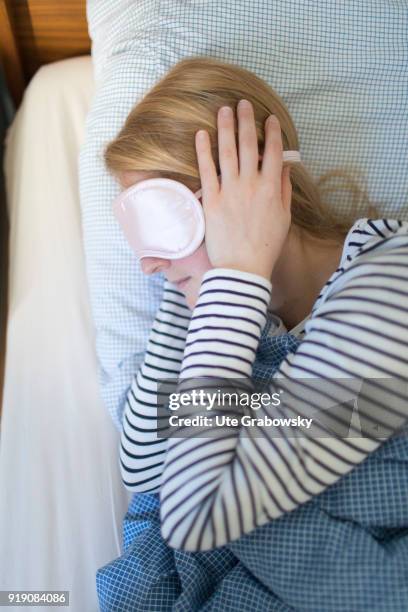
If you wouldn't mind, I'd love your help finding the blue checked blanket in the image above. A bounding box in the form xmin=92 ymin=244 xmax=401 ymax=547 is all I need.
xmin=97 ymin=319 xmax=408 ymax=611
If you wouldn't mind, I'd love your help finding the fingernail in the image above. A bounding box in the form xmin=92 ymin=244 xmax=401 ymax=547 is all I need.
xmin=220 ymin=106 xmax=232 ymax=117
xmin=238 ymin=99 xmax=251 ymax=110
xmin=197 ymin=130 xmax=207 ymax=141
xmin=268 ymin=115 xmax=278 ymax=126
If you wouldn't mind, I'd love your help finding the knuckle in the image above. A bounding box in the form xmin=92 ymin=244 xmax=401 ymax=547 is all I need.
xmin=240 ymin=132 xmax=257 ymax=148
xmin=267 ymin=138 xmax=283 ymax=155
xmin=222 ymin=147 xmax=236 ymax=161
xmin=244 ymin=179 xmax=258 ymax=198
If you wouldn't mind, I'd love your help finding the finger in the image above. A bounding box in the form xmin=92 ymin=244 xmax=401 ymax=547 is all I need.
xmin=217 ymin=106 xmax=239 ymax=185
xmin=237 ymin=99 xmax=259 ymax=179
xmin=261 ymin=115 xmax=283 ymax=192
xmin=281 ymin=166 xmax=292 ymax=211
xmin=195 ymin=130 xmax=220 ymax=205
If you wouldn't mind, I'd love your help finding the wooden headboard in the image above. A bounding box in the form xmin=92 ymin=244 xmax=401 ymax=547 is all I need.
xmin=0 ymin=0 xmax=91 ymax=107
xmin=0 ymin=0 xmax=90 ymax=413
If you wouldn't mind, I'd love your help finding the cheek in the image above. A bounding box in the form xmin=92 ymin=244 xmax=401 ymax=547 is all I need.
xmin=179 ymin=244 xmax=213 ymax=276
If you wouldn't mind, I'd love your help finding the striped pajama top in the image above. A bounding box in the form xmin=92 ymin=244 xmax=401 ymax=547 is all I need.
xmin=119 ymin=217 xmax=408 ymax=551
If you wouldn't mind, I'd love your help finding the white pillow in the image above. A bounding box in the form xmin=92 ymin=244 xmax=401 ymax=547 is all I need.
xmin=80 ymin=0 xmax=408 ymax=428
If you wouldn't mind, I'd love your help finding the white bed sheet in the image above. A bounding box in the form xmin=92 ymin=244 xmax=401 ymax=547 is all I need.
xmin=0 ymin=56 xmax=131 ymax=612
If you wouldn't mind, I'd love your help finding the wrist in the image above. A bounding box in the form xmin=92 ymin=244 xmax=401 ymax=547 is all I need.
xmin=201 ymin=267 xmax=272 ymax=293
xmin=216 ymin=264 xmax=272 ymax=282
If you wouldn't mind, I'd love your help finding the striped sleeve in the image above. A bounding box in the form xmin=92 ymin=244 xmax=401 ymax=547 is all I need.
xmin=119 ymin=281 xmax=191 ymax=493
xmin=160 ymin=239 xmax=408 ymax=551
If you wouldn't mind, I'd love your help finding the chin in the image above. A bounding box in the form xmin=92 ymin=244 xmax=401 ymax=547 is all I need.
xmin=183 ymin=278 xmax=201 ymax=310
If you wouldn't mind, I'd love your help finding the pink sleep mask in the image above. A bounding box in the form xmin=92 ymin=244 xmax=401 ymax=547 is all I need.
xmin=113 ymin=178 xmax=205 ymax=260
xmin=113 ymin=150 xmax=301 ymax=260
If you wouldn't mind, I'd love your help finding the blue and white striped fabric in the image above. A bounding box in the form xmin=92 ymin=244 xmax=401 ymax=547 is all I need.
xmin=96 ymin=322 xmax=408 ymax=611
xmin=80 ymin=0 xmax=408 ymax=428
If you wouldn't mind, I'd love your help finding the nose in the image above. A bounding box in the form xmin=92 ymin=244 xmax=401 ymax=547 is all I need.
xmin=140 ymin=257 xmax=171 ymax=275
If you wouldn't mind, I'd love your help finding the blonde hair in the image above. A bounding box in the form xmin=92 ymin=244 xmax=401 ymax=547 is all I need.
xmin=105 ymin=56 xmax=375 ymax=243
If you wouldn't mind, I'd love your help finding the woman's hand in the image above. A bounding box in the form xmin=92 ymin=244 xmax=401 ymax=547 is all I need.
xmin=195 ymin=99 xmax=292 ymax=280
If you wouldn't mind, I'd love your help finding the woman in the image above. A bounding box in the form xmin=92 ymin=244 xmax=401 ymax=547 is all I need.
xmin=100 ymin=57 xmax=408 ymax=609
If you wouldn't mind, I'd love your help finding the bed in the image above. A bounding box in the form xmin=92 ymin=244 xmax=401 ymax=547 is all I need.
xmin=0 ymin=4 xmax=131 ymax=612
